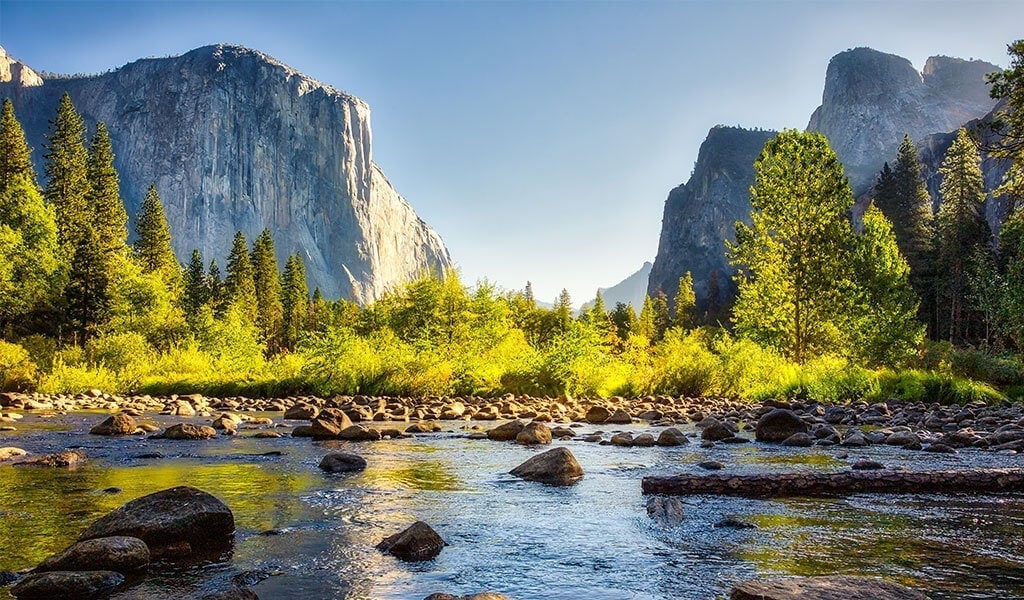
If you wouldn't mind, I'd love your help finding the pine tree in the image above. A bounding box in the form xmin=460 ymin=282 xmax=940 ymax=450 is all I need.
xmin=207 ymin=259 xmax=225 ymax=316
xmin=936 ymin=129 xmax=991 ymax=345
xmin=183 ymin=249 xmax=209 ymax=317
xmin=673 ymin=272 xmax=697 ymax=330
xmin=705 ymin=269 xmax=722 ymax=324
xmin=986 ymin=39 xmax=1024 ymax=201
xmin=308 ymin=287 xmax=332 ymax=332
xmin=609 ymin=302 xmax=639 ymax=342
xmin=224 ymin=231 xmax=257 ymax=322
xmin=0 ymin=172 xmax=59 ymax=331
xmin=650 ymin=291 xmax=671 ymax=341
xmin=44 ymin=93 xmax=90 ymax=257
xmin=524 ymin=281 xmax=536 ymax=306
xmin=64 ymin=224 xmax=110 ymax=344
xmin=134 ymin=184 xmax=178 ymax=277
xmin=637 ymin=295 xmax=656 ymax=342
xmin=0 ymin=99 xmax=34 ymax=194
xmin=728 ymin=130 xmax=854 ymax=362
xmin=873 ymin=135 xmax=936 ymax=333
xmin=86 ymin=122 xmax=128 ymax=263
xmin=251 ymin=228 xmax=283 ymax=348
xmin=281 ymin=253 xmax=308 ymax=349
xmin=553 ymin=288 xmax=572 ymax=332
xmin=849 ymin=206 xmax=924 ymax=366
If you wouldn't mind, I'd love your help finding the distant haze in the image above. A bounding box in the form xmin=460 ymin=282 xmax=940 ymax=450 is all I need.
xmin=1 ymin=1 xmax=1022 ymax=305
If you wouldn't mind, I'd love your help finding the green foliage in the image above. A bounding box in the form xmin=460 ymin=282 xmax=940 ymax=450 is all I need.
xmin=673 ymin=272 xmax=697 ymax=329
xmin=986 ymin=39 xmax=1024 ymax=200
xmin=0 ymin=99 xmax=35 ymax=193
xmin=133 ymin=184 xmax=179 ymax=287
xmin=224 ymin=231 xmax=257 ymax=322
xmin=0 ymin=173 xmax=59 ymax=330
xmin=280 ymin=253 xmax=308 ymax=349
xmin=937 ymin=128 xmax=992 ymax=344
xmin=104 ymin=252 xmax=186 ymax=349
xmin=251 ymin=229 xmax=283 ymax=349
xmin=86 ymin=122 xmax=128 ymax=264
xmin=44 ymin=93 xmax=90 ymax=258
xmin=0 ymin=340 xmax=38 ymax=391
xmin=183 ymin=249 xmax=209 ymax=320
xmin=730 ymin=130 xmax=853 ymax=362
xmin=64 ymin=225 xmax=110 ymax=344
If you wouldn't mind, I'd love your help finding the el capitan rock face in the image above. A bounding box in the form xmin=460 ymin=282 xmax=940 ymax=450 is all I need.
xmin=647 ymin=126 xmax=776 ymax=311
xmin=0 ymin=44 xmax=451 ymax=302
xmin=807 ymin=47 xmax=998 ymax=194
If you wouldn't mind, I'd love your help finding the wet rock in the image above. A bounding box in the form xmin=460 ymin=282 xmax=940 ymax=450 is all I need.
xmin=841 ymin=432 xmax=869 ymax=447
xmin=697 ymin=460 xmax=724 ymax=470
xmin=35 ymin=536 xmax=149 ymax=573
xmin=16 ymin=450 xmax=86 ymax=468
xmin=701 ymin=419 xmax=734 ymax=442
xmin=515 ymin=422 xmax=552 ymax=445
xmin=657 ymin=427 xmax=689 ymax=446
xmin=885 ymin=431 xmax=921 ymax=448
xmin=310 ymin=408 xmax=354 ymax=440
xmin=78 ymin=486 xmax=234 ymax=554
xmin=755 ymin=409 xmax=809 ymax=443
xmin=231 ymin=569 xmax=273 ymax=587
xmin=852 ymin=459 xmax=885 ymax=470
xmin=376 ymin=521 xmax=447 ymax=561
xmin=159 ymin=423 xmax=217 ymax=440
xmin=338 ymin=424 xmax=383 ymax=441
xmin=633 ymin=433 xmax=657 ymax=447
xmin=89 ymin=414 xmax=138 ymax=436
xmin=424 ymin=594 xmax=510 ymax=600
xmin=924 ymin=443 xmax=956 ymax=454
xmin=781 ymin=432 xmax=813 ymax=447
xmin=283 ymin=403 xmax=318 ymax=420
xmin=173 ymin=400 xmax=196 ymax=417
xmin=406 ymin=421 xmax=441 ymax=434
xmin=715 ymin=517 xmax=756 ymax=529
xmin=610 ymin=432 xmax=634 ymax=447
xmin=606 ymin=409 xmax=633 ymax=424
xmin=0 ymin=447 xmax=27 ymax=461
xmin=11 ymin=570 xmax=124 ymax=599
xmin=585 ymin=406 xmax=610 ymax=424
xmin=202 ymin=588 xmax=260 ymax=600
xmin=486 ymin=420 xmax=524 ymax=441
xmin=730 ymin=575 xmax=928 ymax=599
xmin=291 ymin=425 xmax=314 ymax=437
xmin=550 ymin=426 xmax=575 ymax=439
xmin=318 ymin=452 xmax=367 ymax=473
xmin=0 ymin=571 xmax=20 ymax=585
xmin=646 ymin=496 xmax=685 ymax=526
xmin=510 ymin=447 xmax=584 ymax=486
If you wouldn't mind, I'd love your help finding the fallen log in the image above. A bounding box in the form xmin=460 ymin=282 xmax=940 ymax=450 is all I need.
xmin=642 ymin=468 xmax=1024 ymax=498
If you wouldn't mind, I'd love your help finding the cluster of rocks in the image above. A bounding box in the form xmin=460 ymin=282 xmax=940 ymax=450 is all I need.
xmin=6 ymin=486 xmax=240 ymax=599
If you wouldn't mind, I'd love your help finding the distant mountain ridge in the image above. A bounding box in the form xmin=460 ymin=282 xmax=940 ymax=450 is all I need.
xmin=0 ymin=44 xmax=452 ymax=302
xmin=581 ymin=261 xmax=653 ymax=312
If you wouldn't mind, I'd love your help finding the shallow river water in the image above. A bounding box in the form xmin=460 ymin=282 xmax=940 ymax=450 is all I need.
xmin=2 ymin=412 xmax=1024 ymax=599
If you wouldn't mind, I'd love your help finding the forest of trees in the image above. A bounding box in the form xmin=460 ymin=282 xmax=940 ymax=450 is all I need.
xmin=1 ymin=41 xmax=1024 ymax=404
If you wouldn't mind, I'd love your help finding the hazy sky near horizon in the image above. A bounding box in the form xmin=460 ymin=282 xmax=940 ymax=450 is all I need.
xmin=2 ymin=1 xmax=1022 ymax=304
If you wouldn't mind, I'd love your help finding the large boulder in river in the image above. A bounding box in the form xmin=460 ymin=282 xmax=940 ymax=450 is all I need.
xmin=701 ymin=419 xmax=735 ymax=442
xmin=730 ymin=575 xmax=928 ymax=599
xmin=11 ymin=570 xmax=124 ymax=599
xmin=657 ymin=428 xmax=689 ymax=446
xmin=755 ymin=409 xmax=809 ymax=443
xmin=585 ymin=406 xmax=610 ymax=424
xmin=35 ymin=536 xmax=149 ymax=573
xmin=283 ymin=403 xmax=319 ymax=420
xmin=376 ymin=521 xmax=447 ymax=561
xmin=78 ymin=486 xmax=234 ymax=555
xmin=510 ymin=447 xmax=584 ymax=486
xmin=89 ymin=414 xmax=139 ymax=436
xmin=486 ymin=420 xmax=525 ymax=441
xmin=515 ymin=422 xmax=552 ymax=445
xmin=310 ymin=408 xmax=354 ymax=439
xmin=318 ymin=452 xmax=367 ymax=473
xmin=159 ymin=423 xmax=217 ymax=440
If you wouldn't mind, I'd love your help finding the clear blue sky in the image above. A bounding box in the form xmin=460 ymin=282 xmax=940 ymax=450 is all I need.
xmin=1 ymin=1 xmax=1022 ymax=304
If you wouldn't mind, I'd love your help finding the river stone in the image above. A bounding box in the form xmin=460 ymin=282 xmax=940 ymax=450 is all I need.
xmin=0 ymin=447 xmax=27 ymax=461
xmin=376 ymin=521 xmax=447 ymax=561
xmin=89 ymin=414 xmax=138 ymax=436
xmin=283 ymin=403 xmax=318 ymax=420
xmin=424 ymin=593 xmax=510 ymax=600
xmin=311 ymin=408 xmax=354 ymax=440
xmin=657 ymin=428 xmax=689 ymax=446
xmin=160 ymin=423 xmax=217 ymax=440
xmin=646 ymin=496 xmax=685 ymax=526
xmin=35 ymin=536 xmax=149 ymax=573
xmin=78 ymin=486 xmax=234 ymax=554
xmin=0 ymin=571 xmax=19 ymax=585
xmin=697 ymin=460 xmax=724 ymax=470
xmin=585 ymin=406 xmax=610 ymax=424
xmin=755 ymin=409 xmax=809 ymax=443
xmin=886 ymin=431 xmax=922 ymax=447
xmin=730 ymin=575 xmax=928 ymax=599
xmin=852 ymin=458 xmax=885 ymax=470
xmin=319 ymin=452 xmax=367 ymax=473
xmin=11 ymin=570 xmax=124 ymax=599
xmin=633 ymin=433 xmax=657 ymax=447
xmin=406 ymin=421 xmax=440 ymax=434
xmin=516 ymin=422 xmax=552 ymax=445
xmin=510 ymin=447 xmax=584 ymax=486
xmin=781 ymin=432 xmax=813 ymax=447
xmin=610 ymin=432 xmax=634 ymax=447
xmin=606 ymin=409 xmax=633 ymax=424
xmin=338 ymin=424 xmax=383 ymax=441
xmin=202 ymin=588 xmax=260 ymax=600
xmin=16 ymin=450 xmax=86 ymax=468
xmin=487 ymin=420 xmax=525 ymax=441
xmin=701 ymin=419 xmax=734 ymax=442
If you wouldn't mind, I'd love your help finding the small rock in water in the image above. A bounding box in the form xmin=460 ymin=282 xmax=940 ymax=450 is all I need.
xmin=515 ymin=422 xmax=552 ymax=445
xmin=730 ymin=574 xmax=927 ymax=599
xmin=715 ymin=517 xmax=756 ymax=529
xmin=924 ymin=443 xmax=956 ymax=454
xmin=610 ymin=432 xmax=634 ymax=447
xmin=34 ymin=536 xmax=149 ymax=573
xmin=0 ymin=571 xmax=20 ymax=585
xmin=755 ymin=409 xmax=809 ymax=443
xmin=231 ymin=569 xmax=273 ymax=587
xmin=781 ymin=432 xmax=813 ymax=447
xmin=486 ymin=420 xmax=524 ymax=441
xmin=89 ymin=414 xmax=138 ymax=436
xmin=202 ymin=588 xmax=260 ymax=600
xmin=509 ymin=447 xmax=584 ymax=486
xmin=100 ymin=487 xmax=122 ymax=494
xmin=657 ymin=428 xmax=689 ymax=446
xmin=11 ymin=570 xmax=125 ymax=599
xmin=159 ymin=423 xmax=217 ymax=440
xmin=646 ymin=496 xmax=685 ymax=526
xmin=318 ymin=452 xmax=367 ymax=473
xmin=0 ymin=447 xmax=27 ymax=461
xmin=852 ymin=458 xmax=885 ymax=470
xmin=15 ymin=450 xmax=85 ymax=468
xmin=633 ymin=433 xmax=657 ymax=447
xmin=376 ymin=521 xmax=447 ymax=562
xmin=697 ymin=460 xmax=724 ymax=470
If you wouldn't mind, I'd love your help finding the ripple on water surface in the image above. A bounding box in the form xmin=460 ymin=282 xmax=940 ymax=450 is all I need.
xmin=1 ymin=415 xmax=1023 ymax=599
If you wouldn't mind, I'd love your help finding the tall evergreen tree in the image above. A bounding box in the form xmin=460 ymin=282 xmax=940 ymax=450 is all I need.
xmin=553 ymin=288 xmax=573 ymax=333
xmin=281 ymin=253 xmax=308 ymax=349
xmin=182 ymin=249 xmax=209 ymax=317
xmin=986 ymin=39 xmax=1024 ymax=202
xmin=134 ymin=184 xmax=178 ymax=277
xmin=873 ymin=135 xmax=936 ymax=331
xmin=0 ymin=99 xmax=34 ymax=194
xmin=86 ymin=122 xmax=128 ymax=263
xmin=64 ymin=224 xmax=110 ymax=344
xmin=524 ymin=281 xmax=536 ymax=306
xmin=208 ymin=259 xmax=225 ymax=316
xmin=609 ymin=302 xmax=639 ymax=342
xmin=936 ymin=129 xmax=992 ymax=345
xmin=224 ymin=231 xmax=257 ymax=322
xmin=673 ymin=272 xmax=697 ymax=330
xmin=44 ymin=93 xmax=90 ymax=257
xmin=251 ymin=228 xmax=283 ymax=348
xmin=650 ymin=291 xmax=671 ymax=341
xmin=728 ymin=130 xmax=853 ymax=363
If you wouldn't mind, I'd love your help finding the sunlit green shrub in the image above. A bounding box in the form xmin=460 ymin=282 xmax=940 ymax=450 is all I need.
xmin=0 ymin=340 xmax=38 ymax=391
xmin=38 ymin=359 xmax=118 ymax=394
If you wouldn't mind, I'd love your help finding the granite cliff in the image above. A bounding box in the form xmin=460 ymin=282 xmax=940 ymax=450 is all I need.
xmin=0 ymin=44 xmax=452 ymax=302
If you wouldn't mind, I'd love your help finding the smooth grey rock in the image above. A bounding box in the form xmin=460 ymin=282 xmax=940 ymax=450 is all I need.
xmin=11 ymin=571 xmax=124 ymax=599
xmin=376 ymin=521 xmax=447 ymax=562
xmin=35 ymin=536 xmax=149 ymax=573
xmin=510 ymin=447 xmax=584 ymax=486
